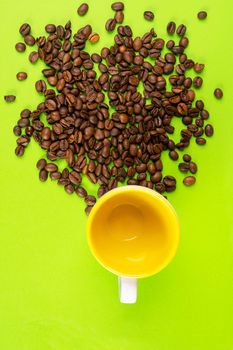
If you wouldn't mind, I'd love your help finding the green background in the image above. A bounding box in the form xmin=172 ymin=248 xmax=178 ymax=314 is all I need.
xmin=0 ymin=0 xmax=233 ymax=349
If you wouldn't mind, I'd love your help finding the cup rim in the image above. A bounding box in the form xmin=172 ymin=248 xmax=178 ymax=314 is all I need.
xmin=87 ymin=185 xmax=180 ymax=278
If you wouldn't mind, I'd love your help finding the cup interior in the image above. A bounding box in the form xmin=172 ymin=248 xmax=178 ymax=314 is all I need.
xmin=87 ymin=186 xmax=180 ymax=277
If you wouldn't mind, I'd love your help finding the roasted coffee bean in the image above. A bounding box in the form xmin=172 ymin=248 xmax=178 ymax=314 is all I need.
xmin=196 ymin=137 xmax=206 ymax=145
xmin=88 ymin=33 xmax=100 ymax=43
xmin=13 ymin=126 xmax=22 ymax=136
xmin=205 ymin=124 xmax=214 ymax=137
xmin=15 ymin=42 xmax=26 ymax=52
xmin=19 ymin=23 xmax=31 ymax=36
xmin=183 ymin=154 xmax=191 ymax=162
xmin=77 ymin=3 xmax=89 ymax=16
xmin=36 ymin=159 xmax=47 ymax=170
xmin=85 ymin=195 xmax=96 ymax=206
xmin=193 ymin=76 xmax=203 ymax=88
xmin=45 ymin=24 xmax=56 ymax=33
xmin=39 ymin=169 xmax=48 ymax=182
xmin=189 ymin=162 xmax=197 ymax=174
xmin=169 ymin=150 xmax=179 ymax=160
xmin=50 ymin=171 xmax=61 ymax=180
xmin=114 ymin=11 xmax=124 ymax=23
xmin=197 ymin=11 xmax=207 ymax=19
xmin=15 ymin=145 xmax=25 ymax=157
xmin=24 ymin=35 xmax=35 ymax=46
xmin=16 ymin=72 xmax=27 ymax=81
xmin=75 ymin=187 xmax=87 ymax=198
xmin=111 ymin=2 xmax=124 ymax=11
xmin=178 ymin=162 xmax=189 ymax=173
xmin=214 ymin=88 xmax=223 ymax=99
xmin=65 ymin=184 xmax=75 ymax=194
xmin=183 ymin=176 xmax=196 ymax=186
xmin=105 ymin=18 xmax=116 ymax=32
xmin=45 ymin=163 xmax=58 ymax=172
xmin=4 ymin=95 xmax=16 ymax=102
xmin=85 ymin=206 xmax=93 ymax=215
xmin=29 ymin=51 xmax=39 ymax=63
xmin=35 ymin=80 xmax=46 ymax=93
xmin=176 ymin=24 xmax=186 ymax=36
xmin=163 ymin=175 xmax=176 ymax=187
xmin=144 ymin=11 xmax=154 ymax=21
xmin=194 ymin=63 xmax=204 ymax=73
xmin=167 ymin=21 xmax=176 ymax=34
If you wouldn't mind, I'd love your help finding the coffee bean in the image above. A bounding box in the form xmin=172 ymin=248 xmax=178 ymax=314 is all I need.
xmin=144 ymin=11 xmax=154 ymax=21
xmin=85 ymin=195 xmax=96 ymax=206
xmin=214 ymin=88 xmax=223 ymax=99
xmin=15 ymin=145 xmax=25 ymax=157
xmin=194 ymin=63 xmax=204 ymax=73
xmin=77 ymin=3 xmax=89 ymax=16
xmin=24 ymin=35 xmax=35 ymax=46
xmin=13 ymin=126 xmax=22 ymax=136
xmin=176 ymin=24 xmax=186 ymax=36
xmin=36 ymin=159 xmax=47 ymax=170
xmin=88 ymin=33 xmax=100 ymax=43
xmin=105 ymin=18 xmax=116 ymax=32
xmin=169 ymin=150 xmax=179 ymax=160
xmin=167 ymin=21 xmax=176 ymax=35
xmin=4 ymin=95 xmax=16 ymax=102
xmin=16 ymin=72 xmax=27 ymax=81
xmin=205 ymin=124 xmax=214 ymax=137
xmin=75 ymin=187 xmax=87 ymax=198
xmin=29 ymin=51 xmax=39 ymax=63
xmin=178 ymin=162 xmax=189 ymax=173
xmin=196 ymin=137 xmax=206 ymax=145
xmin=45 ymin=24 xmax=56 ymax=33
xmin=65 ymin=184 xmax=75 ymax=194
xmin=183 ymin=176 xmax=196 ymax=186
xmin=183 ymin=154 xmax=191 ymax=162
xmin=85 ymin=206 xmax=93 ymax=216
xmin=111 ymin=2 xmax=124 ymax=11
xmin=35 ymin=80 xmax=46 ymax=93
xmin=197 ymin=11 xmax=207 ymax=20
xmin=39 ymin=169 xmax=48 ymax=182
xmin=19 ymin=23 xmax=31 ymax=36
xmin=163 ymin=175 xmax=176 ymax=187
xmin=114 ymin=11 xmax=124 ymax=23
xmin=45 ymin=163 xmax=58 ymax=172
xmin=15 ymin=42 xmax=26 ymax=52
xmin=50 ymin=171 xmax=61 ymax=180
xmin=193 ymin=76 xmax=203 ymax=88
xmin=189 ymin=162 xmax=197 ymax=174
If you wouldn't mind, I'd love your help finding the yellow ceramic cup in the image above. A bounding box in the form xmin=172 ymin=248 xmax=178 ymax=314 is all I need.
xmin=87 ymin=186 xmax=180 ymax=303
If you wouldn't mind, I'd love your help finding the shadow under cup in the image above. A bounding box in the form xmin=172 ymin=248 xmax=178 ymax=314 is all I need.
xmin=87 ymin=186 xmax=180 ymax=278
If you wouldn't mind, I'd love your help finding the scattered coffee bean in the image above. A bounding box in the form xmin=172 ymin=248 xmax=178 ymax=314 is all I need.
xmin=183 ymin=176 xmax=196 ymax=186
xmin=214 ymin=88 xmax=223 ymax=99
xmin=196 ymin=137 xmax=206 ymax=145
xmin=169 ymin=150 xmax=179 ymax=160
xmin=193 ymin=76 xmax=203 ymax=88
xmin=77 ymin=3 xmax=89 ymax=16
xmin=205 ymin=124 xmax=214 ymax=137
xmin=144 ymin=11 xmax=154 ymax=21
xmin=111 ymin=2 xmax=124 ymax=11
xmin=45 ymin=24 xmax=56 ymax=33
xmin=88 ymin=33 xmax=100 ymax=43
xmin=37 ymin=159 xmax=47 ymax=170
xmin=189 ymin=162 xmax=197 ymax=174
xmin=13 ymin=126 xmax=22 ymax=136
xmin=29 ymin=51 xmax=39 ymax=63
xmin=176 ymin=24 xmax=186 ymax=36
xmin=15 ymin=42 xmax=26 ymax=52
xmin=4 ymin=95 xmax=16 ymax=102
xmin=178 ymin=162 xmax=189 ymax=173
xmin=24 ymin=35 xmax=35 ymax=46
xmin=76 ymin=187 xmax=87 ymax=198
xmin=19 ymin=23 xmax=31 ymax=36
xmin=183 ymin=154 xmax=191 ymax=162
xmin=85 ymin=195 xmax=96 ymax=206
xmin=15 ymin=145 xmax=25 ymax=157
xmin=39 ymin=169 xmax=48 ymax=182
xmin=114 ymin=11 xmax=124 ymax=23
xmin=167 ymin=21 xmax=176 ymax=34
xmin=194 ymin=63 xmax=204 ymax=73
xmin=105 ymin=18 xmax=116 ymax=32
xmin=16 ymin=72 xmax=27 ymax=81
xmin=85 ymin=206 xmax=93 ymax=215
xmin=197 ymin=11 xmax=207 ymax=20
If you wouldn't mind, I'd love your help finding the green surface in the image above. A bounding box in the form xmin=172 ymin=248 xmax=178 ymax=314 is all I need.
xmin=0 ymin=0 xmax=233 ymax=349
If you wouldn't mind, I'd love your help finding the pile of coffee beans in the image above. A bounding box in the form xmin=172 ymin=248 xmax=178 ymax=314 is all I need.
xmin=8 ymin=3 xmax=222 ymax=214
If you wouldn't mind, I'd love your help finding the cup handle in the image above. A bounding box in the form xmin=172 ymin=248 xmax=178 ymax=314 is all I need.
xmin=118 ymin=276 xmax=137 ymax=304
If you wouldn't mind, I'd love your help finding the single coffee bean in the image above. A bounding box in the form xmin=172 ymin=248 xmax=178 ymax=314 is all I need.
xmin=205 ymin=124 xmax=214 ymax=137
xmin=193 ymin=76 xmax=203 ymax=88
xmin=88 ymin=33 xmax=100 ymax=43
xmin=97 ymin=186 xmax=107 ymax=198
xmin=178 ymin=162 xmax=189 ymax=172
xmin=214 ymin=88 xmax=223 ymax=99
xmin=65 ymin=184 xmax=75 ymax=194
xmin=196 ymin=137 xmax=206 ymax=145
xmin=111 ymin=2 xmax=124 ymax=11
xmin=176 ymin=24 xmax=186 ymax=36
xmin=167 ymin=21 xmax=176 ymax=34
xmin=194 ymin=63 xmax=204 ymax=72
xmin=16 ymin=72 xmax=27 ymax=81
xmin=105 ymin=18 xmax=116 ymax=32
xmin=15 ymin=145 xmax=25 ymax=157
xmin=20 ymin=108 xmax=31 ymax=118
xmin=200 ymin=110 xmax=209 ymax=119
xmin=169 ymin=150 xmax=179 ymax=160
xmin=39 ymin=169 xmax=48 ymax=182
xmin=183 ymin=176 xmax=196 ymax=186
xmin=196 ymin=100 xmax=204 ymax=110
xmin=197 ymin=11 xmax=207 ymax=20
xmin=45 ymin=163 xmax=58 ymax=172
xmin=19 ymin=23 xmax=31 ymax=36
xmin=77 ymin=3 xmax=89 ymax=16
xmin=45 ymin=24 xmax=56 ymax=33
xmin=75 ymin=187 xmax=87 ymax=198
xmin=85 ymin=195 xmax=96 ymax=206
xmin=144 ymin=11 xmax=154 ymax=21
xmin=114 ymin=11 xmax=124 ymax=23
xmin=50 ymin=171 xmax=61 ymax=180
xmin=155 ymin=182 xmax=166 ymax=193
xmin=189 ymin=162 xmax=197 ymax=174
xmin=166 ymin=40 xmax=175 ymax=49
xmin=15 ymin=42 xmax=26 ymax=52
xmin=35 ymin=80 xmax=46 ymax=93
xmin=13 ymin=125 xmax=22 ymax=136
xmin=85 ymin=206 xmax=93 ymax=216
xmin=183 ymin=154 xmax=191 ymax=162
xmin=4 ymin=95 xmax=16 ymax=102
xmin=29 ymin=51 xmax=39 ymax=63
xmin=24 ymin=35 xmax=35 ymax=46
xmin=36 ymin=159 xmax=47 ymax=170
xmin=163 ymin=175 xmax=176 ymax=187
